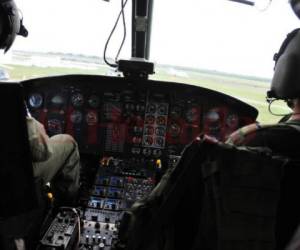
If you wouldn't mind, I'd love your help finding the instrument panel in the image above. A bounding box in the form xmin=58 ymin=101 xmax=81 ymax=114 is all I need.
xmin=23 ymin=74 xmax=258 ymax=157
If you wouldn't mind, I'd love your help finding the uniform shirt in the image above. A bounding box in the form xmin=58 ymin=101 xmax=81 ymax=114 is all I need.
xmin=227 ymin=120 xmax=300 ymax=249
xmin=26 ymin=117 xmax=53 ymax=162
xmin=226 ymin=120 xmax=300 ymax=158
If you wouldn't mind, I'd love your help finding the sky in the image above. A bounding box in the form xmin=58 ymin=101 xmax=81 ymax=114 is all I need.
xmin=12 ymin=0 xmax=300 ymax=78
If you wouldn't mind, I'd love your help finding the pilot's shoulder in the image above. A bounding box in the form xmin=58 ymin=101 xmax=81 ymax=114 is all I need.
xmin=226 ymin=122 xmax=287 ymax=146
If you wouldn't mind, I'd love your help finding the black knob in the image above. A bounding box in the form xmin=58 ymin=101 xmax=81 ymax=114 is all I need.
xmin=95 ymin=222 xmax=100 ymax=229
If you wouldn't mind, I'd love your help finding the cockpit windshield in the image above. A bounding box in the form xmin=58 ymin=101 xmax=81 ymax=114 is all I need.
xmin=1 ymin=0 xmax=299 ymax=123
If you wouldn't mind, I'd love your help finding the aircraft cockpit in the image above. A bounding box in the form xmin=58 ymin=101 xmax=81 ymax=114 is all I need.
xmin=1 ymin=0 xmax=300 ymax=249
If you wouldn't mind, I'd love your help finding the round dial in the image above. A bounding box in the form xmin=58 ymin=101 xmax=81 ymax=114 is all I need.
xmin=168 ymin=123 xmax=181 ymax=137
xmin=226 ymin=114 xmax=239 ymax=128
xmin=170 ymin=106 xmax=181 ymax=119
xmin=206 ymin=110 xmax=220 ymax=122
xmin=88 ymin=95 xmax=100 ymax=108
xmin=186 ymin=107 xmax=199 ymax=123
xmin=145 ymin=115 xmax=155 ymax=124
xmin=153 ymin=149 xmax=162 ymax=157
xmin=154 ymin=137 xmax=165 ymax=147
xmin=147 ymin=104 xmax=156 ymax=114
xmin=86 ymin=111 xmax=98 ymax=125
xmin=143 ymin=148 xmax=152 ymax=156
xmin=136 ymin=104 xmax=145 ymax=113
xmin=70 ymin=111 xmax=83 ymax=124
xmin=157 ymin=104 xmax=168 ymax=115
xmin=143 ymin=136 xmax=154 ymax=146
xmin=51 ymin=94 xmax=65 ymax=106
xmin=28 ymin=93 xmax=43 ymax=108
xmin=71 ymin=93 xmax=84 ymax=107
xmin=145 ymin=126 xmax=154 ymax=135
xmin=47 ymin=119 xmax=63 ymax=135
xmin=205 ymin=110 xmax=221 ymax=130
xmin=157 ymin=116 xmax=167 ymax=126
xmin=155 ymin=127 xmax=166 ymax=136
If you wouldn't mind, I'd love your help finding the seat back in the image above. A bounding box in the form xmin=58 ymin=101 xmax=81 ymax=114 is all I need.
xmin=0 ymin=82 xmax=38 ymax=218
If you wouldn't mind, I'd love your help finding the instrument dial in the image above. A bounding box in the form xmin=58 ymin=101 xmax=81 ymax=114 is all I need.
xmin=156 ymin=116 xmax=167 ymax=126
xmin=47 ymin=119 xmax=63 ymax=135
xmin=28 ymin=93 xmax=43 ymax=108
xmin=226 ymin=114 xmax=239 ymax=129
xmin=155 ymin=127 xmax=166 ymax=136
xmin=206 ymin=110 xmax=220 ymax=122
xmin=170 ymin=106 xmax=181 ymax=119
xmin=86 ymin=111 xmax=98 ymax=125
xmin=145 ymin=126 xmax=154 ymax=135
xmin=168 ymin=123 xmax=181 ymax=137
xmin=157 ymin=104 xmax=168 ymax=115
xmin=143 ymin=136 xmax=154 ymax=146
xmin=154 ymin=137 xmax=165 ymax=148
xmin=88 ymin=95 xmax=100 ymax=108
xmin=145 ymin=115 xmax=155 ymax=125
xmin=147 ymin=104 xmax=156 ymax=114
xmin=51 ymin=94 xmax=65 ymax=106
xmin=205 ymin=110 xmax=221 ymax=130
xmin=70 ymin=111 xmax=83 ymax=124
xmin=71 ymin=93 xmax=84 ymax=107
xmin=186 ymin=107 xmax=199 ymax=123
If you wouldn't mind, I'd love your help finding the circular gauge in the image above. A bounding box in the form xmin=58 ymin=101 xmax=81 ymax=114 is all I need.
xmin=155 ymin=137 xmax=165 ymax=147
xmin=51 ymin=94 xmax=65 ymax=106
xmin=133 ymin=126 xmax=143 ymax=134
xmin=157 ymin=104 xmax=168 ymax=115
xmin=155 ymin=127 xmax=166 ymax=136
xmin=86 ymin=111 xmax=98 ymax=125
xmin=168 ymin=123 xmax=181 ymax=137
xmin=145 ymin=115 xmax=155 ymax=124
xmin=136 ymin=104 xmax=145 ymax=113
xmin=153 ymin=149 xmax=162 ymax=157
xmin=28 ymin=93 xmax=43 ymax=108
xmin=156 ymin=116 xmax=167 ymax=125
xmin=132 ymin=137 xmax=142 ymax=144
xmin=143 ymin=136 xmax=154 ymax=146
xmin=147 ymin=103 xmax=156 ymax=114
xmin=186 ymin=107 xmax=199 ymax=123
xmin=71 ymin=93 xmax=84 ymax=107
xmin=142 ymin=148 xmax=152 ymax=156
xmin=131 ymin=147 xmax=141 ymax=155
xmin=88 ymin=95 xmax=100 ymax=108
xmin=145 ymin=126 xmax=154 ymax=135
xmin=170 ymin=106 xmax=181 ymax=119
xmin=226 ymin=114 xmax=239 ymax=128
xmin=47 ymin=119 xmax=63 ymax=135
xmin=70 ymin=110 xmax=83 ymax=124
xmin=206 ymin=110 xmax=220 ymax=122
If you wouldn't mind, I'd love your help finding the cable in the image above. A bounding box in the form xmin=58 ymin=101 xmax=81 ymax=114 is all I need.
xmin=103 ymin=0 xmax=129 ymax=68
xmin=115 ymin=0 xmax=128 ymax=64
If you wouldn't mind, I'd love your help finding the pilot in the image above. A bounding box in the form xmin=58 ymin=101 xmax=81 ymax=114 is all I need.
xmin=226 ymin=28 xmax=300 ymax=249
xmin=0 ymin=0 xmax=80 ymax=206
xmin=226 ymin=28 xmax=300 ymax=156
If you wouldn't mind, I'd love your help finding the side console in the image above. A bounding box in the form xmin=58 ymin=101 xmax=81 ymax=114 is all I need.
xmin=39 ymin=208 xmax=79 ymax=250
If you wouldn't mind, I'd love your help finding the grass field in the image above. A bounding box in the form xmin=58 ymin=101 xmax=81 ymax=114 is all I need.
xmin=2 ymin=63 xmax=289 ymax=124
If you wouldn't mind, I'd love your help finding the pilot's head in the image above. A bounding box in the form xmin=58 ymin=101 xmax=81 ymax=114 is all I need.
xmin=0 ymin=0 xmax=26 ymax=52
xmin=267 ymin=29 xmax=300 ymax=110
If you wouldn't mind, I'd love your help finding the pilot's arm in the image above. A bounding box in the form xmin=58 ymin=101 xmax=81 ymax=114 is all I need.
xmin=27 ymin=116 xmax=53 ymax=162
